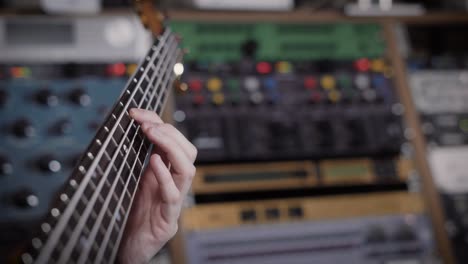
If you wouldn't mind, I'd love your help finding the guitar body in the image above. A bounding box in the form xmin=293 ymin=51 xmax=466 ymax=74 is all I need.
xmin=6 ymin=2 xmax=183 ymax=263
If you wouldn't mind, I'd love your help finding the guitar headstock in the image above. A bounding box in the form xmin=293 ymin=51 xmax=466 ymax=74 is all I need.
xmin=134 ymin=0 xmax=165 ymax=37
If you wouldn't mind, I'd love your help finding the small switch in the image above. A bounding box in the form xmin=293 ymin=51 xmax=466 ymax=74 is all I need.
xmin=241 ymin=209 xmax=256 ymax=221
xmin=288 ymin=206 xmax=303 ymax=218
xmin=265 ymin=208 xmax=280 ymax=220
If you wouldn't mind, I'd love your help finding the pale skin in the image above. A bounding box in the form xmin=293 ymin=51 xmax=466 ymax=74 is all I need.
xmin=118 ymin=108 xmax=197 ymax=264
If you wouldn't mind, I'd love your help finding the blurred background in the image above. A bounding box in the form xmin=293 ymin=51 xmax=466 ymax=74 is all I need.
xmin=0 ymin=0 xmax=467 ymax=263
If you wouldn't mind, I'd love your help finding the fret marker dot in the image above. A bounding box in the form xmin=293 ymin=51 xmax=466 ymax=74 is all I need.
xmin=87 ymin=152 xmax=94 ymax=160
xmin=21 ymin=253 xmax=33 ymax=264
xmin=133 ymin=78 xmax=138 ymax=83
xmin=123 ymin=145 xmax=128 ymax=152
xmin=112 ymin=114 xmax=117 ymax=119
xmin=70 ymin=179 xmax=77 ymax=187
xmin=51 ymin=208 xmax=60 ymax=217
xmin=32 ymin=238 xmax=42 ymax=249
xmin=104 ymin=126 xmax=109 ymax=132
xmin=96 ymin=139 xmax=102 ymax=145
xmin=60 ymin=193 xmax=69 ymax=202
xmin=173 ymin=63 xmax=184 ymax=76
xmin=126 ymin=90 xmax=131 ymax=94
xmin=140 ymin=67 xmax=144 ymax=72
xmin=41 ymin=223 xmax=51 ymax=233
xmin=79 ymin=166 xmax=86 ymax=173
xmin=119 ymin=101 xmax=124 ymax=107
xmin=79 ymin=236 xmax=89 ymax=250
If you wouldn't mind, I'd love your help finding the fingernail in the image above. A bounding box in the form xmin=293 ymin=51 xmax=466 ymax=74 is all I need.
xmin=129 ymin=108 xmax=138 ymax=117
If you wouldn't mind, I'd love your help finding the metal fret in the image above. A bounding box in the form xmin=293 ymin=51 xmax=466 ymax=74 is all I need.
xmin=31 ymin=30 xmax=173 ymax=264
xmin=24 ymin=29 xmax=181 ymax=264
xmin=108 ymin=47 xmax=182 ymax=264
xmin=87 ymin=39 xmax=180 ymax=264
xmin=79 ymin=36 xmax=178 ymax=262
xmin=56 ymin=40 xmax=171 ymax=261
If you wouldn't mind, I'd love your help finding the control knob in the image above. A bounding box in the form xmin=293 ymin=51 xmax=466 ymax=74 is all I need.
xmin=37 ymin=155 xmax=62 ymax=173
xmin=69 ymin=88 xmax=91 ymax=107
xmin=35 ymin=88 xmax=58 ymax=107
xmin=51 ymin=118 xmax=72 ymax=136
xmin=0 ymin=155 xmax=13 ymax=176
xmin=12 ymin=119 xmax=35 ymax=138
xmin=13 ymin=189 xmax=39 ymax=208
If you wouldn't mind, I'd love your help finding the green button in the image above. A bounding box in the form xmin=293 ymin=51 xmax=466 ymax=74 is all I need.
xmin=338 ymin=74 xmax=352 ymax=88
xmin=460 ymin=119 xmax=468 ymax=133
xmin=227 ymin=78 xmax=239 ymax=91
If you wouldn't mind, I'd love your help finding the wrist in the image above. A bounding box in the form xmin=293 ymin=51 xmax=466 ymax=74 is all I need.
xmin=118 ymin=233 xmax=165 ymax=264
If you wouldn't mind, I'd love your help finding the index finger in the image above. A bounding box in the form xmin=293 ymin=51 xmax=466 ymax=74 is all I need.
xmin=129 ymin=108 xmax=163 ymax=124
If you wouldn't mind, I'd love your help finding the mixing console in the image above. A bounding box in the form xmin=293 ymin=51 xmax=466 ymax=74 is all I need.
xmin=171 ymin=22 xmax=404 ymax=163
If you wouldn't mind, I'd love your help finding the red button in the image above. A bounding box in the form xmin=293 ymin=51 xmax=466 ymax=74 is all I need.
xmin=304 ymin=76 xmax=317 ymax=89
xmin=310 ymin=91 xmax=322 ymax=103
xmin=10 ymin=67 xmax=23 ymax=78
xmin=193 ymin=94 xmax=205 ymax=105
xmin=256 ymin=62 xmax=272 ymax=75
xmin=189 ymin=79 xmax=203 ymax=92
xmin=355 ymin=58 xmax=371 ymax=72
xmin=107 ymin=63 xmax=126 ymax=76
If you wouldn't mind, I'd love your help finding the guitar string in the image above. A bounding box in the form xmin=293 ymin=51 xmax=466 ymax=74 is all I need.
xmin=33 ymin=29 xmax=171 ymax=264
xmin=101 ymin=47 xmax=181 ymax=264
xmin=75 ymin=39 xmax=179 ymax=264
xmin=77 ymin=41 xmax=179 ymax=263
xmin=56 ymin=34 xmax=177 ymax=263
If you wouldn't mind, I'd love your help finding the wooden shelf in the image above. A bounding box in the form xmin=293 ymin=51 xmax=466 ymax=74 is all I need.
xmin=169 ymin=9 xmax=468 ymax=23
xmin=0 ymin=8 xmax=467 ymax=23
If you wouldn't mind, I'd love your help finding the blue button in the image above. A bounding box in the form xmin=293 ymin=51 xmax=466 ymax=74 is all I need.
xmin=263 ymin=77 xmax=277 ymax=90
xmin=372 ymin=74 xmax=386 ymax=88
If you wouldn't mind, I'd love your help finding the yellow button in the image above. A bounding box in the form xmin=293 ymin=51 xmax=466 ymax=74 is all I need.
xmin=127 ymin=63 xmax=138 ymax=75
xmin=328 ymin=90 xmax=341 ymax=103
xmin=207 ymin=77 xmax=222 ymax=92
xmin=371 ymin=59 xmax=385 ymax=72
xmin=383 ymin=66 xmax=394 ymax=78
xmin=276 ymin=61 xmax=292 ymax=74
xmin=321 ymin=75 xmax=336 ymax=90
xmin=212 ymin=93 xmax=225 ymax=105
xmin=22 ymin=67 xmax=32 ymax=78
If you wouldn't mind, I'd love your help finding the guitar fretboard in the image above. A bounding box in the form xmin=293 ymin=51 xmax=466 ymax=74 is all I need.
xmin=21 ymin=29 xmax=182 ymax=264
